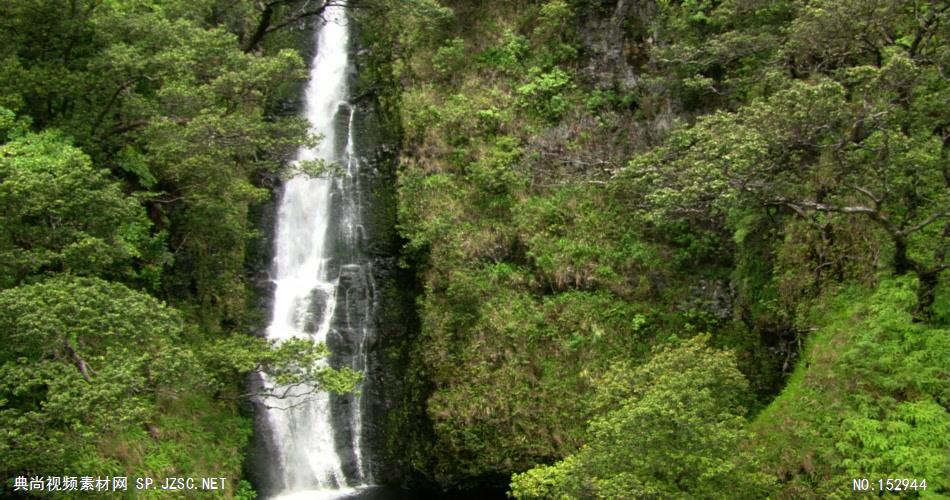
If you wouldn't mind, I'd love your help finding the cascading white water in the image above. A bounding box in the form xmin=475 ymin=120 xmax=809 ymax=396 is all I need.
xmin=261 ymin=4 xmax=369 ymax=498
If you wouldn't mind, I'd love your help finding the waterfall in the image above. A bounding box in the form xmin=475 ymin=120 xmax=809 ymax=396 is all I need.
xmin=260 ymin=3 xmax=374 ymax=497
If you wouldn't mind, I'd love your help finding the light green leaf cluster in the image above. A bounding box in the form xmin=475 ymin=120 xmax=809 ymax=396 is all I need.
xmin=752 ymin=278 xmax=950 ymax=496
xmin=0 ymin=276 xmax=196 ymax=476
xmin=511 ymin=335 xmax=775 ymax=499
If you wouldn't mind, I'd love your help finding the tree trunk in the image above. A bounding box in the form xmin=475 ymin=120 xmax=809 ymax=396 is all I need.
xmin=914 ymin=269 xmax=939 ymax=319
xmin=244 ymin=3 xmax=276 ymax=53
xmin=893 ymin=236 xmax=913 ymax=275
xmin=64 ymin=340 xmax=94 ymax=382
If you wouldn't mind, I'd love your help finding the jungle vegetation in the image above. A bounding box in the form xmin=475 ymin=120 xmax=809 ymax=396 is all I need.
xmin=361 ymin=0 xmax=950 ymax=497
xmin=1 ymin=0 xmax=948 ymax=499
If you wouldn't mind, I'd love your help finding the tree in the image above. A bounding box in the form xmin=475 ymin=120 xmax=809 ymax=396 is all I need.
xmin=510 ymin=335 xmax=774 ymax=499
xmin=0 ymin=275 xmax=359 ymax=480
xmin=198 ymin=335 xmax=361 ymax=409
xmin=618 ymin=54 xmax=950 ymax=313
xmin=0 ymin=276 xmax=199 ymax=476
xmin=0 ymin=128 xmax=163 ymax=289
xmin=244 ymin=0 xmax=347 ymax=53
xmin=0 ymin=0 xmax=314 ymax=325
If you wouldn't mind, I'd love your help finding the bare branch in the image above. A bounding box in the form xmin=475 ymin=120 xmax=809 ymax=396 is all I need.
xmin=244 ymin=0 xmax=352 ymax=53
xmin=901 ymin=209 xmax=950 ymax=236
xmin=849 ymin=184 xmax=883 ymax=206
xmin=63 ymin=341 xmax=95 ymax=382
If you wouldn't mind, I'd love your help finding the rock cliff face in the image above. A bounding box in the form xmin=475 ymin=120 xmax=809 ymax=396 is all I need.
xmin=576 ymin=0 xmax=676 ymax=137
xmin=338 ymin=22 xmax=418 ymax=486
xmin=577 ymin=0 xmax=655 ymax=90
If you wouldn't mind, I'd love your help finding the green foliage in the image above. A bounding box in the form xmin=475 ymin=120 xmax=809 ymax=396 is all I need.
xmin=0 ymin=105 xmax=29 ymax=141
xmin=197 ymin=335 xmax=360 ymax=398
xmin=516 ymin=67 xmax=574 ymax=122
xmin=416 ymin=263 xmax=653 ymax=484
xmin=478 ymin=31 xmax=530 ymax=72
xmin=291 ymin=158 xmax=344 ymax=179
xmin=356 ymin=0 xmax=950 ymax=492
xmin=235 ymin=480 xmax=257 ymax=500
xmin=531 ymin=0 xmax=577 ymax=66
xmin=752 ymin=278 xmax=950 ymax=497
xmin=513 ymin=187 xmax=654 ymax=291
xmin=466 ymin=135 xmax=524 ymax=202
xmin=388 ymin=0 xmax=762 ymax=487
xmin=620 ymin=60 xmax=950 ymax=311
xmin=138 ymin=43 xmax=308 ymax=324
xmin=0 ymin=276 xmax=200 ymax=477
xmin=511 ymin=335 xmax=775 ymax=499
xmin=0 ymin=0 xmax=312 ymax=326
xmin=0 ymin=130 xmax=165 ymax=289
xmin=432 ymin=38 xmax=467 ymax=80
xmin=263 ymin=338 xmax=362 ymax=394
xmin=0 ymin=275 xmax=357 ymax=493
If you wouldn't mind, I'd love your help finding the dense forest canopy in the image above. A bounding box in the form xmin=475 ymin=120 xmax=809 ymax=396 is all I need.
xmin=1 ymin=0 xmax=949 ymax=498
xmin=366 ymin=0 xmax=950 ymax=496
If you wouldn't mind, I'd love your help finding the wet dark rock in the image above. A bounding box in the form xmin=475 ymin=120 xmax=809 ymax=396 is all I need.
xmin=304 ymin=288 xmax=330 ymax=334
xmin=244 ymin=372 xmax=285 ymax=498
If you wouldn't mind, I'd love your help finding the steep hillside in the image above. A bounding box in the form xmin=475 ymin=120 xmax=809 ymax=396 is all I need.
xmin=358 ymin=0 xmax=950 ymax=495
